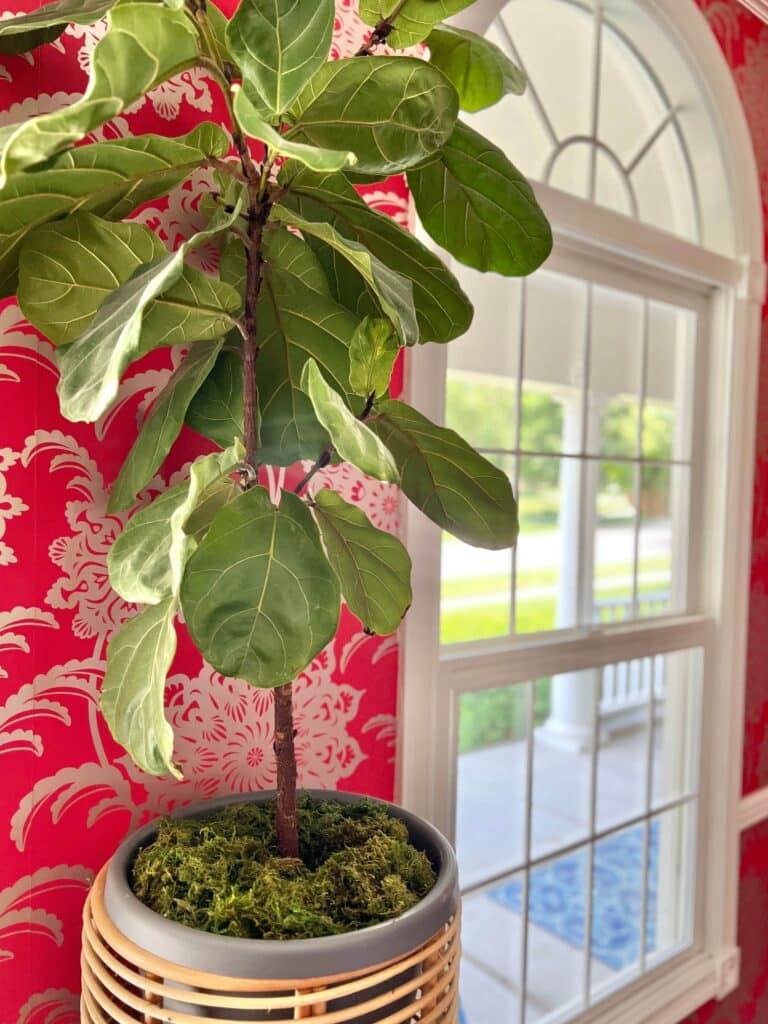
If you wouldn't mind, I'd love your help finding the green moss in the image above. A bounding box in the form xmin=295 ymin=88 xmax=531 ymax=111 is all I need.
xmin=131 ymin=796 xmax=437 ymax=940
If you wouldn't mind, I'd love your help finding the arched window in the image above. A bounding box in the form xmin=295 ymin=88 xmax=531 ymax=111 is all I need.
xmin=401 ymin=2 xmax=765 ymax=1022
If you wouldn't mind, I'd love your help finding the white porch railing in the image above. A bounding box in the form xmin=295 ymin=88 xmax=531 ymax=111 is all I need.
xmin=595 ymin=593 xmax=670 ymax=715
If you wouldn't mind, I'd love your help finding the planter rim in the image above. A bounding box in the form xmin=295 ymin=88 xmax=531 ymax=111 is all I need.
xmin=103 ymin=789 xmax=459 ymax=980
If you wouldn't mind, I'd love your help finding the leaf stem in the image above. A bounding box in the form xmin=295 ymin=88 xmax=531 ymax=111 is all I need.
xmin=293 ymin=392 xmax=377 ymax=496
xmin=355 ymin=21 xmax=394 ymax=56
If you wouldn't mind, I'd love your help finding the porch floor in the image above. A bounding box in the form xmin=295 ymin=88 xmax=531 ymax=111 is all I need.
xmin=457 ymin=725 xmax=664 ymax=1022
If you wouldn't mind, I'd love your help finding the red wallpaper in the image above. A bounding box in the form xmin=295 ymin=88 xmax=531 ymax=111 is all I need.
xmin=1 ymin=0 xmax=768 ymax=1021
xmin=682 ymin=4 xmax=768 ymax=1022
xmin=0 ymin=2 xmax=408 ymax=1019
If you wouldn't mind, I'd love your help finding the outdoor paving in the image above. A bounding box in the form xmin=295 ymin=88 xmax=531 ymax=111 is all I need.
xmin=457 ymin=727 xmax=661 ymax=1022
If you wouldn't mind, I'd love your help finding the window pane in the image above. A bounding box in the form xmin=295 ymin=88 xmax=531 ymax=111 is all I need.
xmin=595 ymin=661 xmax=651 ymax=833
xmin=516 ymin=456 xmax=580 ymax=635
xmin=456 ymin=683 xmax=530 ymax=886
xmin=523 ymin=271 xmax=588 ymax=456
xmin=588 ymin=285 xmax=644 ymax=459
xmin=593 ymin=460 xmax=637 ymax=625
xmin=525 ymin=847 xmax=589 ymax=1022
xmin=444 ymin=274 xmax=522 ymax=452
xmin=652 ymin=650 xmax=702 ymax=808
xmin=532 ymin=674 xmax=593 ymax=859
xmin=441 ymin=455 xmax=515 ymax=645
xmin=638 ymin=464 xmax=690 ymax=617
xmin=646 ymin=803 xmax=697 ymax=964
xmin=589 ymin=822 xmax=646 ymax=994
xmin=645 ymin=301 xmax=696 ymax=463
xmin=461 ymin=878 xmax=524 ymax=1024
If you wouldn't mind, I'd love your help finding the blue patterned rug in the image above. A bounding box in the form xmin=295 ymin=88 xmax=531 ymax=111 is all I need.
xmin=489 ymin=822 xmax=659 ymax=971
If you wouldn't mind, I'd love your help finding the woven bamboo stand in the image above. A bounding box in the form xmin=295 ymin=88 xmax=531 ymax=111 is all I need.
xmin=81 ymin=867 xmax=461 ymax=1023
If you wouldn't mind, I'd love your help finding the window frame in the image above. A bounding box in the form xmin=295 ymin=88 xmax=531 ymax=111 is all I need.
xmin=396 ymin=2 xmax=766 ymax=1020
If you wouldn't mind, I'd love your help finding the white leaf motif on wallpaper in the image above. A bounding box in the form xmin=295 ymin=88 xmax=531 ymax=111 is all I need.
xmin=362 ymin=714 xmax=398 ymax=764
xmin=362 ymin=188 xmax=411 ymax=229
xmin=308 ymin=464 xmax=403 ymax=535
xmin=11 ymin=765 xmax=134 ymax=852
xmin=0 ymin=449 xmax=28 ymax=566
xmin=17 ymin=988 xmax=80 ymax=1024
xmin=0 ymin=865 xmax=92 ymax=961
xmin=166 ymin=641 xmax=365 ymax=794
xmin=131 ymin=166 xmax=220 ymax=270
xmin=21 ymin=431 xmax=133 ymax=641
xmin=0 ymin=607 xmax=58 ymax=679
xmin=66 ymin=16 xmax=213 ymax=120
xmin=0 ymin=657 xmax=105 ymax=760
xmin=95 ymin=361 xmax=179 ymax=443
xmin=0 ymin=91 xmax=80 ymax=126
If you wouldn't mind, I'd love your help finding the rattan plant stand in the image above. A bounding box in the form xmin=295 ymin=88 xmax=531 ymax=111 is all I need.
xmin=81 ymin=866 xmax=460 ymax=1023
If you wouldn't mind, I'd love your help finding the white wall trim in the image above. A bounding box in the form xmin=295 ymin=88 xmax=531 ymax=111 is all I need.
xmin=737 ymin=0 xmax=768 ymax=25
xmin=738 ymin=785 xmax=768 ymax=831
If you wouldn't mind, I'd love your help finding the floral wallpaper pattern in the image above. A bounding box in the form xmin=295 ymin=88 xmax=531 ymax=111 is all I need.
xmin=2 ymin=0 xmax=768 ymax=1021
xmin=0 ymin=1 xmax=407 ymax=1018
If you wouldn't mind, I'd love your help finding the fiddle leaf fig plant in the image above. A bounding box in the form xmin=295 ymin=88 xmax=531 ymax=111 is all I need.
xmin=0 ymin=0 xmax=551 ymax=858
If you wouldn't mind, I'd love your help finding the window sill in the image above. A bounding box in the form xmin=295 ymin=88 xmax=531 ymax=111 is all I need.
xmin=567 ymin=947 xmax=740 ymax=1024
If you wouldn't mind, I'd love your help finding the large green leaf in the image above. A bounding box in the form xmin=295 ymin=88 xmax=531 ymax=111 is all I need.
xmin=44 ymin=207 xmax=242 ymax=423
xmin=0 ymin=124 xmax=229 ymax=299
xmin=256 ymin=231 xmax=359 ymax=465
xmin=426 ymin=25 xmax=526 ymax=112
xmin=279 ymin=166 xmax=472 ymax=343
xmin=233 ymin=88 xmax=357 ymax=173
xmin=180 ymin=486 xmax=341 ymax=688
xmin=358 ymin=0 xmax=474 ymax=48
xmin=101 ymin=597 xmax=180 ymax=779
xmin=19 ymin=213 xmax=238 ymax=347
xmin=348 ymin=317 xmax=399 ymax=398
xmin=0 ymin=3 xmax=200 ymax=185
xmin=226 ymin=0 xmax=335 ymax=117
xmin=408 ymin=120 xmax=552 ymax=276
xmin=300 ymin=359 xmax=398 ymax=482
xmin=286 ymin=58 xmax=458 ymax=175
xmin=312 ymin=488 xmax=411 ymax=635
xmin=108 ymin=341 xmax=225 ymax=513
xmin=108 ymin=442 xmax=244 ymax=605
xmin=0 ymin=0 xmax=115 ymax=55
xmin=273 ymin=205 xmax=417 ymax=345
xmin=369 ymin=399 xmax=519 ymax=549
xmin=185 ymin=347 xmax=246 ymax=450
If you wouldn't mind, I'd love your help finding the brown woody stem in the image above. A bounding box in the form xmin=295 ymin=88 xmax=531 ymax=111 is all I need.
xmin=273 ymin=683 xmax=299 ymax=858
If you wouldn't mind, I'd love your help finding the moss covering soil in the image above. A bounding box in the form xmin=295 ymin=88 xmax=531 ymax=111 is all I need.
xmin=131 ymin=796 xmax=437 ymax=941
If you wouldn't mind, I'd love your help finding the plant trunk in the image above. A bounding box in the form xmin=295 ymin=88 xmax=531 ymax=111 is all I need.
xmin=273 ymin=682 xmax=299 ymax=858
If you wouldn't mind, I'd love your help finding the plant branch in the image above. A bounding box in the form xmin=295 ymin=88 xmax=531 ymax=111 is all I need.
xmin=194 ymin=11 xmax=299 ymax=863
xmin=204 ymin=156 xmax=247 ymax=183
xmin=273 ymin=682 xmax=299 ymax=859
xmin=294 ymin=392 xmax=377 ymax=497
xmin=355 ymin=21 xmax=394 ymax=56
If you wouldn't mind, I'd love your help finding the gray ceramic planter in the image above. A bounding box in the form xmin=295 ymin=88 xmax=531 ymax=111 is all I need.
xmin=102 ymin=789 xmax=460 ymax=1022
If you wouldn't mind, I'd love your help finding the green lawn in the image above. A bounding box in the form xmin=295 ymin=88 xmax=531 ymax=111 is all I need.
xmin=440 ymin=566 xmax=670 ymax=643
xmin=440 ymin=554 xmax=671 ymax=602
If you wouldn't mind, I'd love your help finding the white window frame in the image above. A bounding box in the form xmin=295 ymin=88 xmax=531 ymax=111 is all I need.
xmin=396 ymin=1 xmax=766 ymax=1021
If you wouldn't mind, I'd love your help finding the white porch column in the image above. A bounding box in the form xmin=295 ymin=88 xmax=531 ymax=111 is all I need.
xmin=537 ymin=395 xmax=604 ymax=752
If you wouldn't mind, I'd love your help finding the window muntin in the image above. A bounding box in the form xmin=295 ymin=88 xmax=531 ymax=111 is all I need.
xmin=456 ymin=647 xmax=703 ymax=1022
xmin=440 ymin=261 xmax=699 ymax=646
xmin=466 ymin=0 xmax=734 ymax=255
xmin=407 ymin=1 xmax=758 ymax=1020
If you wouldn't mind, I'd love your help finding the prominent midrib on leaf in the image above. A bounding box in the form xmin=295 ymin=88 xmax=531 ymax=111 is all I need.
xmin=321 ymin=521 xmax=403 ymax=607
xmin=369 ymin=402 xmax=518 ymax=549
xmin=255 ymin=255 xmax=357 ymax=464
xmin=281 ymin=172 xmax=472 ymax=343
